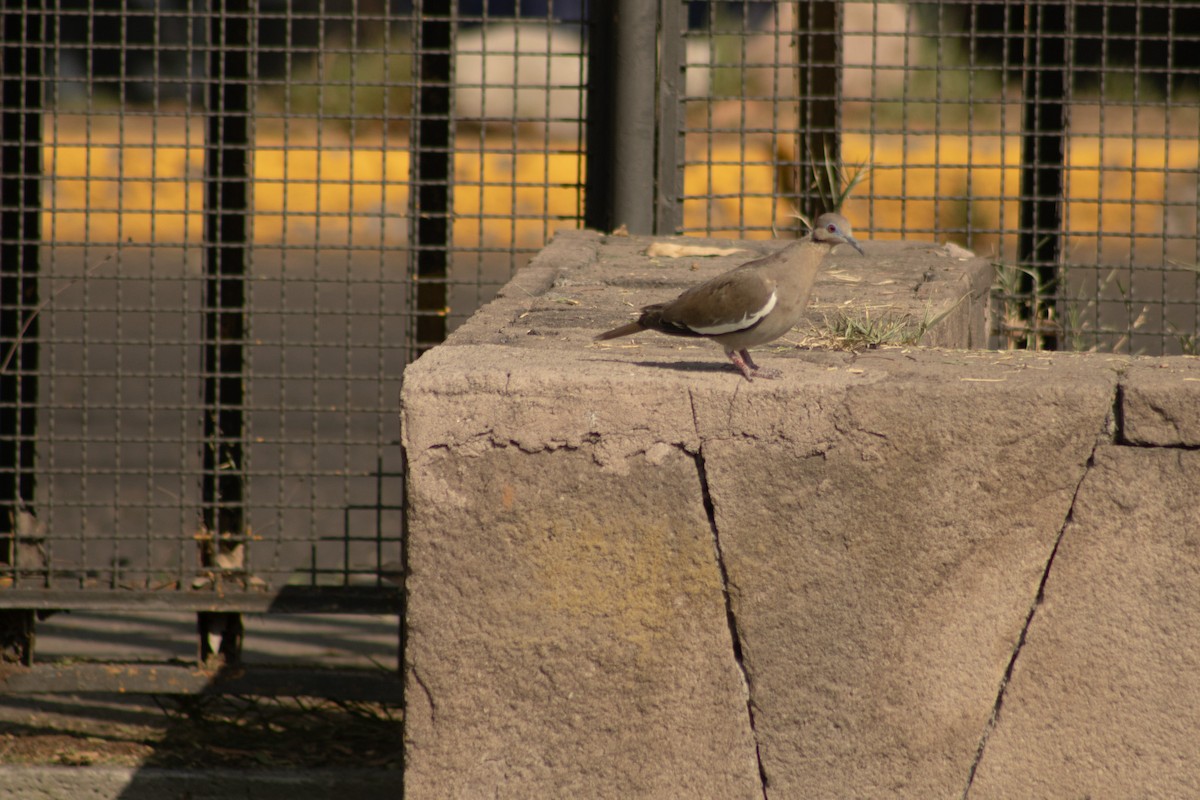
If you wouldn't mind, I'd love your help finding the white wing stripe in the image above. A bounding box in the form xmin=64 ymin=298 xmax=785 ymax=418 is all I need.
xmin=687 ymin=291 xmax=777 ymax=335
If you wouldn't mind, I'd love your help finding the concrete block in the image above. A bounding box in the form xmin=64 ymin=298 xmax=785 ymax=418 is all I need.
xmin=969 ymin=446 xmax=1200 ymax=798
xmin=1120 ymin=357 xmax=1200 ymax=446
xmin=696 ymin=351 xmax=1116 ymax=797
xmin=402 ymin=430 xmax=762 ymax=798
xmin=400 ymin=230 xmax=1128 ymax=797
xmin=403 ymin=345 xmax=1118 ymax=798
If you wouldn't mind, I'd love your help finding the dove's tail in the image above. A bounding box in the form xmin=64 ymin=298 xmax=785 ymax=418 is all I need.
xmin=594 ymin=320 xmax=646 ymax=341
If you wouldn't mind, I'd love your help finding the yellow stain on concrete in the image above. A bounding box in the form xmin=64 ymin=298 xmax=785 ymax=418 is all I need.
xmin=522 ymin=514 xmax=720 ymax=660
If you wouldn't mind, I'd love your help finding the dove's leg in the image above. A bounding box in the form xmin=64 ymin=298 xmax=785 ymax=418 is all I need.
xmin=738 ymin=349 xmax=781 ymax=380
xmin=727 ymin=350 xmax=756 ymax=380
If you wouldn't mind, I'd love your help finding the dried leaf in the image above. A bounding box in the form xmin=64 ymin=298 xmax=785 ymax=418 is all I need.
xmin=941 ymin=242 xmax=975 ymax=259
xmin=215 ymin=545 xmax=246 ymax=570
xmin=15 ymin=510 xmax=45 ymax=539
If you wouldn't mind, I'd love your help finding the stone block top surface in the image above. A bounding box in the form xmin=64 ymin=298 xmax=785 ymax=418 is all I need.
xmin=440 ymin=228 xmax=993 ymax=358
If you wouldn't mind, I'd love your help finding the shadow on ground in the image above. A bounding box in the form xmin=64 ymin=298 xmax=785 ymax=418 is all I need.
xmin=0 ymin=612 xmax=403 ymax=773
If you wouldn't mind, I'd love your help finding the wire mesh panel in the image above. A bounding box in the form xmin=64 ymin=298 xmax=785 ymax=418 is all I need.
xmin=672 ymin=0 xmax=1200 ymax=354
xmin=0 ymin=0 xmax=583 ymax=664
xmin=437 ymin=0 xmax=589 ymax=333
xmin=1050 ymin=2 xmax=1200 ymax=353
xmin=0 ymin=1 xmax=413 ymax=614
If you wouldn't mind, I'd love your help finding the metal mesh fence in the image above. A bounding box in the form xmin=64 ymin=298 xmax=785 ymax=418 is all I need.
xmin=674 ymin=0 xmax=1200 ymax=354
xmin=0 ymin=0 xmax=587 ymax=670
xmin=415 ymin=1 xmax=588 ymax=337
xmin=2 ymin=0 xmax=1199 ymax=674
xmin=4 ymin=2 xmax=406 ymax=605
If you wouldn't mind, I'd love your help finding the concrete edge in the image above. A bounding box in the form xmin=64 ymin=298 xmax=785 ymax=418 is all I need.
xmin=474 ymin=228 xmax=604 ymax=325
xmin=4 ymin=765 xmax=400 ymax=800
xmin=916 ymin=245 xmax=995 ymax=349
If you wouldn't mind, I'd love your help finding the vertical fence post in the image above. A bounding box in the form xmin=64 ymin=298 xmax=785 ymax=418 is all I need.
xmin=410 ymin=0 xmax=453 ymax=358
xmin=1017 ymin=3 xmax=1068 ymax=350
xmin=793 ymin=1 xmax=840 ymax=225
xmin=0 ymin=0 xmax=43 ymax=666
xmin=610 ymin=0 xmax=657 ymax=235
xmin=586 ymin=0 xmax=659 ymax=235
xmin=655 ymin=0 xmax=683 ymax=235
xmin=199 ymin=0 xmax=250 ymax=664
xmin=584 ymin=0 xmax=614 ymax=233
xmin=588 ymin=0 xmax=681 ymax=236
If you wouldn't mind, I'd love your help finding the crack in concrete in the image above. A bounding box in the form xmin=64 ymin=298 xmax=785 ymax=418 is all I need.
xmin=1113 ymin=380 xmax=1128 ymax=443
xmin=692 ymin=450 xmax=769 ymax=800
xmin=1123 ymin=440 xmax=1200 ymax=451
xmin=960 ymin=429 xmax=1103 ymax=798
xmin=727 ymin=380 xmax=745 ymax=432
xmin=688 ymin=388 xmax=702 ymax=443
xmin=410 ymin=663 xmax=437 ymax=724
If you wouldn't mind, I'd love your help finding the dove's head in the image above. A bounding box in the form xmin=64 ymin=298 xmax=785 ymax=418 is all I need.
xmin=812 ymin=213 xmax=865 ymax=256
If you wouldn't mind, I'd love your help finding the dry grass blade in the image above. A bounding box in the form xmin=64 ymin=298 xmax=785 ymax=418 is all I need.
xmin=813 ymin=141 xmax=872 ymax=215
xmin=801 ymin=307 xmax=939 ymax=352
xmin=781 ymin=146 xmax=873 ymax=237
xmin=0 ymin=251 xmax=115 ymax=375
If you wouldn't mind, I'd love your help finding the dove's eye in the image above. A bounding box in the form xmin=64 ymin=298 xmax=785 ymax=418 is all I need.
xmin=827 ymin=224 xmax=837 ymax=232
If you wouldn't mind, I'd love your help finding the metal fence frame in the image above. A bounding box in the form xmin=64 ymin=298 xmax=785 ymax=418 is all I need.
xmin=1 ymin=0 xmax=1198 ymax=694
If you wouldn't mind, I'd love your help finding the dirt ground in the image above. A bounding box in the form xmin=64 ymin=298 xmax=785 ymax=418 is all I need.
xmin=0 ymin=693 xmax=402 ymax=769
xmin=0 ymin=611 xmax=403 ymax=769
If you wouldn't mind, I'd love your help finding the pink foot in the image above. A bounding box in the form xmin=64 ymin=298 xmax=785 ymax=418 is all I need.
xmin=728 ymin=350 xmax=780 ymax=381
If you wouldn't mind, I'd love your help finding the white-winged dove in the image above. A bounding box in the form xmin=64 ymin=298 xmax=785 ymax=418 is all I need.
xmin=596 ymin=212 xmax=864 ymax=380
